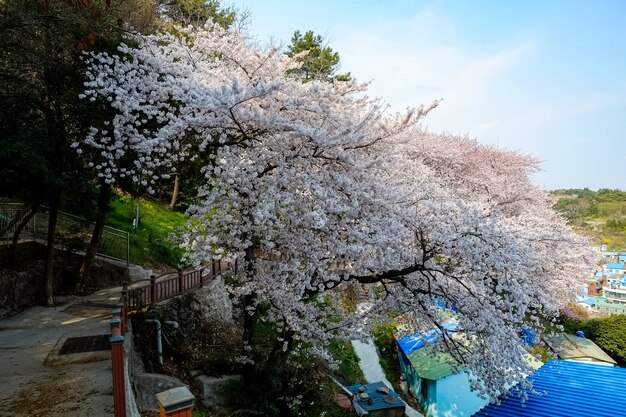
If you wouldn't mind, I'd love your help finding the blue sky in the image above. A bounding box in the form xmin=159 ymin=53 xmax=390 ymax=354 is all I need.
xmin=232 ymin=0 xmax=626 ymax=190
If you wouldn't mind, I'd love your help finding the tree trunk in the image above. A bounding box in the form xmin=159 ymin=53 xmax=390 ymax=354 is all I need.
xmin=241 ymin=237 xmax=259 ymax=381
xmin=169 ymin=174 xmax=180 ymax=209
xmin=9 ymin=202 xmax=39 ymax=264
xmin=242 ymin=241 xmax=258 ymax=348
xmin=76 ymin=182 xmax=111 ymax=293
xmin=44 ymin=191 xmax=60 ymax=306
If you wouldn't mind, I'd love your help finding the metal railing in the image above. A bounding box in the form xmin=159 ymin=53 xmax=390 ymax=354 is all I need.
xmin=0 ymin=202 xmax=130 ymax=265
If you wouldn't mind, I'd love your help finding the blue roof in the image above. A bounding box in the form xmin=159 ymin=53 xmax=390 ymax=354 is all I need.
xmin=396 ymin=322 xmax=459 ymax=356
xmin=605 ymin=263 xmax=624 ymax=270
xmin=581 ymin=298 xmax=596 ymax=306
xmin=345 ymin=381 xmax=405 ymax=412
xmin=472 ymin=360 xmax=626 ymax=417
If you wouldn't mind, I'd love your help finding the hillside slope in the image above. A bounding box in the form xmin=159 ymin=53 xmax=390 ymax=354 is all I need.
xmin=552 ymin=188 xmax=626 ymax=249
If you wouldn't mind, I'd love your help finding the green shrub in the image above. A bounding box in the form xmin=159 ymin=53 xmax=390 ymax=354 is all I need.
xmin=328 ymin=340 xmax=364 ymax=384
xmin=581 ymin=315 xmax=626 ymax=366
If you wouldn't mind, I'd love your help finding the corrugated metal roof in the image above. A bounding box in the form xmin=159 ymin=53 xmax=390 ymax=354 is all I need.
xmin=396 ymin=322 xmax=459 ymax=357
xmin=345 ymin=381 xmax=406 ymax=413
xmin=544 ymin=333 xmax=617 ymax=365
xmin=473 ymin=360 xmax=626 ymax=417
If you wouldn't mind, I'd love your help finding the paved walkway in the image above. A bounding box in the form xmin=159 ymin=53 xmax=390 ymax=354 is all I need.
xmin=352 ymin=338 xmax=424 ymax=417
xmin=0 ymin=286 xmax=122 ymax=417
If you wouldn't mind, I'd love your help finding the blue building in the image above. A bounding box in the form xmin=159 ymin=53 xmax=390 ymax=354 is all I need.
xmin=473 ymin=360 xmax=626 ymax=417
xmin=396 ymin=323 xmax=489 ymax=417
xmin=603 ymin=263 xmax=625 ymax=275
xmin=345 ymin=381 xmax=406 ymax=417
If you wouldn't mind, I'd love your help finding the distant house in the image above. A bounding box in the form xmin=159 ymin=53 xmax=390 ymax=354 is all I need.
xmin=602 ymin=263 xmax=625 ymax=275
xmin=396 ymin=324 xmax=489 ymax=417
xmin=594 ymin=296 xmax=626 ymax=315
xmin=345 ymin=381 xmax=405 ymax=417
xmin=603 ymin=274 xmax=626 ymax=305
xmin=587 ymin=273 xmax=606 ymax=296
xmin=543 ymin=333 xmax=617 ymax=366
xmin=472 ymin=360 xmax=626 ymax=417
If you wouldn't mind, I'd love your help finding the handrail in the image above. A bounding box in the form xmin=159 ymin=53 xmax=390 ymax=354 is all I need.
xmin=0 ymin=202 xmax=130 ymax=265
xmin=124 ymin=259 xmax=236 ymax=311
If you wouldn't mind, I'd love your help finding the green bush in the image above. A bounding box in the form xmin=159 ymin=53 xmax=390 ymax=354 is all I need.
xmin=328 ymin=340 xmax=364 ymax=384
xmin=581 ymin=315 xmax=626 ymax=366
xmin=372 ymin=322 xmax=403 ymax=394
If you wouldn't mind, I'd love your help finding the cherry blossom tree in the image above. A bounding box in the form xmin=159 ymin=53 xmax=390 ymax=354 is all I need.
xmin=77 ymin=23 xmax=593 ymax=399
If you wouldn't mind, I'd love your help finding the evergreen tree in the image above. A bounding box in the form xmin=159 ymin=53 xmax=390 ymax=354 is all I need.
xmin=285 ymin=30 xmax=351 ymax=82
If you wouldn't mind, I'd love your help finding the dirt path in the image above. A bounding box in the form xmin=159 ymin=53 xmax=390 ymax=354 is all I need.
xmin=0 ymin=287 xmax=123 ymax=417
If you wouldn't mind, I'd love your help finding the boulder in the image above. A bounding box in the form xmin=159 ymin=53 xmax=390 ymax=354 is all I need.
xmin=195 ymin=374 xmax=243 ymax=408
xmin=133 ymin=373 xmax=187 ymax=411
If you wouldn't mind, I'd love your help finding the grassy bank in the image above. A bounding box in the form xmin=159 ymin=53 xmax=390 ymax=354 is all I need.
xmin=105 ymin=193 xmax=187 ymax=268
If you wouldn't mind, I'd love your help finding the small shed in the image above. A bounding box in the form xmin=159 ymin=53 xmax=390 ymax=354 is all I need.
xmin=473 ymin=360 xmax=626 ymax=417
xmin=397 ymin=324 xmax=488 ymax=417
xmin=543 ymin=333 xmax=617 ymax=366
xmin=345 ymin=381 xmax=406 ymax=417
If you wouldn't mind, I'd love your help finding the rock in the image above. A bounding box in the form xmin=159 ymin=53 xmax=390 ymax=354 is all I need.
xmin=195 ymin=374 xmax=243 ymax=408
xmin=133 ymin=373 xmax=187 ymax=411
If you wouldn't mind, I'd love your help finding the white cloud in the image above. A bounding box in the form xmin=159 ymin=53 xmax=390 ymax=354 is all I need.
xmin=333 ymin=8 xmax=534 ymax=147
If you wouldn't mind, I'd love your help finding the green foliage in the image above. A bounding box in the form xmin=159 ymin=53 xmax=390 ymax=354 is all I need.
xmin=105 ymin=193 xmax=186 ymax=267
xmin=371 ymin=322 xmax=404 ymax=395
xmin=529 ymin=344 xmax=553 ymax=363
xmin=159 ymin=0 xmax=236 ymax=28
xmin=0 ymin=0 xmax=122 ymax=205
xmin=552 ymin=188 xmax=626 ymax=249
xmin=285 ymin=30 xmax=351 ymax=82
xmin=581 ymin=315 xmax=626 ymax=366
xmin=196 ymin=351 xmax=239 ymax=376
xmin=328 ymin=340 xmax=365 ymax=384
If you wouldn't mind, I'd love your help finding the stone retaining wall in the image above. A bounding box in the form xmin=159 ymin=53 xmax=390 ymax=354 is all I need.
xmin=0 ymin=260 xmax=45 ymax=318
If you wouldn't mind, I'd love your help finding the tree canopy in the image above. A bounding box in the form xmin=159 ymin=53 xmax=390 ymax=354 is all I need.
xmin=285 ymin=29 xmax=351 ymax=81
xmin=77 ymin=24 xmax=592 ymax=399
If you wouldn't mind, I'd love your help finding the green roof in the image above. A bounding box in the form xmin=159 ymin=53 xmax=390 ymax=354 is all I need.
xmin=544 ymin=333 xmax=617 ymax=365
xmin=407 ymin=344 xmax=460 ymax=380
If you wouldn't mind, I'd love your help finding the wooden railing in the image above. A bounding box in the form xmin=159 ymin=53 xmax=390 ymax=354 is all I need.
xmin=124 ymin=259 xmax=235 ymax=311
xmin=112 ymin=260 xmax=235 ymax=417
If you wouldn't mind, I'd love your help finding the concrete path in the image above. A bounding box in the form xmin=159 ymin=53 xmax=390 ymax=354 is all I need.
xmin=352 ymin=338 xmax=424 ymax=417
xmin=0 ymin=286 xmax=122 ymax=417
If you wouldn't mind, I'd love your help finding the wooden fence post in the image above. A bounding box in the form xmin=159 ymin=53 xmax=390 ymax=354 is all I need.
xmin=150 ymin=274 xmax=157 ymax=303
xmin=156 ymin=386 xmax=195 ymax=417
xmin=178 ymin=268 xmax=184 ymax=293
xmin=211 ymin=261 xmax=216 ymax=277
xmin=110 ymin=317 xmax=126 ymax=417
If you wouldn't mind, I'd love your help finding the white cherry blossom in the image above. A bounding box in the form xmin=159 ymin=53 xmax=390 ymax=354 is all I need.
xmin=79 ymin=23 xmax=593 ymax=399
